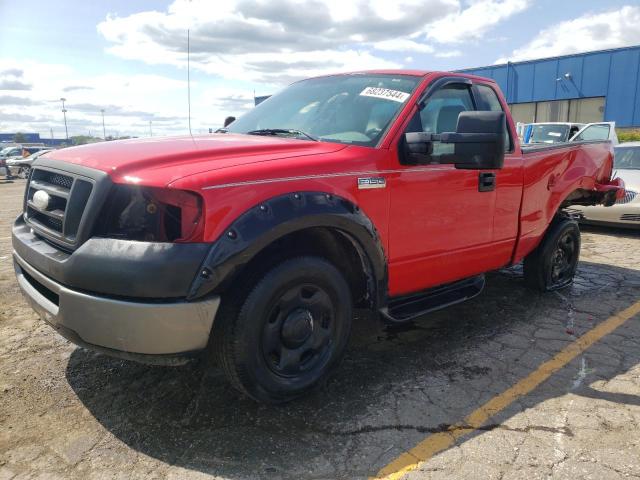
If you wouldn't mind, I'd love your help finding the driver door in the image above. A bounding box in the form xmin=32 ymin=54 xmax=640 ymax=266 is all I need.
xmin=387 ymin=81 xmax=500 ymax=296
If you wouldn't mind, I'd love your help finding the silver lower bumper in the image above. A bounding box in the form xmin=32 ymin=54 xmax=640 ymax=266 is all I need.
xmin=13 ymin=251 xmax=220 ymax=358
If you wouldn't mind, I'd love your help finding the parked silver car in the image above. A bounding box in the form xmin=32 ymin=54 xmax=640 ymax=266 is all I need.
xmin=571 ymin=142 xmax=640 ymax=228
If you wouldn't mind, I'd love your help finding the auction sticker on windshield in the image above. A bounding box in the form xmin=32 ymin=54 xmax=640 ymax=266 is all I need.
xmin=360 ymin=87 xmax=410 ymax=103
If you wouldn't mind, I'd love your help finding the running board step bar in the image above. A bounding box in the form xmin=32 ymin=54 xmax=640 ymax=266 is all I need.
xmin=380 ymin=275 xmax=485 ymax=323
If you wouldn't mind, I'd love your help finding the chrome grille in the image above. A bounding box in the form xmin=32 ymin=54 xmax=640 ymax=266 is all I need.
xmin=616 ymin=190 xmax=637 ymax=205
xmin=24 ymin=167 xmax=94 ymax=248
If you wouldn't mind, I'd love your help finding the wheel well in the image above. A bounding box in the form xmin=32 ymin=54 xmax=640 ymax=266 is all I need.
xmin=228 ymin=227 xmax=375 ymax=309
xmin=560 ymin=188 xmax=606 ymax=208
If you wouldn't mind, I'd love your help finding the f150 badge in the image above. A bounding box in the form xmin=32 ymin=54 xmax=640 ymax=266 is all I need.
xmin=358 ymin=177 xmax=386 ymax=189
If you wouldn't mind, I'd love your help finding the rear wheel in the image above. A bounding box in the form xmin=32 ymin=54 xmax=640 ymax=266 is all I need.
xmin=523 ymin=218 xmax=581 ymax=292
xmin=215 ymin=256 xmax=352 ymax=403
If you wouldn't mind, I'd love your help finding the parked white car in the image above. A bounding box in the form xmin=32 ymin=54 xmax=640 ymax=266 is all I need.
xmin=570 ymin=142 xmax=640 ymax=228
xmin=522 ymin=122 xmax=618 ymax=145
xmin=570 ymin=122 xmax=618 ymax=144
xmin=6 ymin=149 xmax=52 ymax=178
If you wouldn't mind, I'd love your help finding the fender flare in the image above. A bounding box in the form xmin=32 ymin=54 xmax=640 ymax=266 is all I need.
xmin=187 ymin=191 xmax=387 ymax=306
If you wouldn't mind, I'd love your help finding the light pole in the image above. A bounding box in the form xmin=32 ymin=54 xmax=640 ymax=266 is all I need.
xmin=100 ymin=109 xmax=106 ymax=140
xmin=60 ymin=98 xmax=69 ymax=140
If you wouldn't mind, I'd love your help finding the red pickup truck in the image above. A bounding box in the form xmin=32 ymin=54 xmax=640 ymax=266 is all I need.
xmin=12 ymin=70 xmax=623 ymax=403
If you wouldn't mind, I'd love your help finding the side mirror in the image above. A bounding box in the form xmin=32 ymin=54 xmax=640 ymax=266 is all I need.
xmin=402 ymin=111 xmax=506 ymax=169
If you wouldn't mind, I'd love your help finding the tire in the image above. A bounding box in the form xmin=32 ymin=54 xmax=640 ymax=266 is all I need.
xmin=214 ymin=256 xmax=353 ymax=403
xmin=17 ymin=166 xmax=29 ymax=179
xmin=523 ymin=218 xmax=581 ymax=292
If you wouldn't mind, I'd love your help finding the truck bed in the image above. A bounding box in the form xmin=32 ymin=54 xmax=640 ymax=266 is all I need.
xmin=521 ymin=139 xmax=611 ymax=154
xmin=513 ymin=140 xmax=614 ymax=263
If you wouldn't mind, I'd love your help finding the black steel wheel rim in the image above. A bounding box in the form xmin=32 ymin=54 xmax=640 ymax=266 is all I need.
xmin=261 ymin=283 xmax=336 ymax=378
xmin=550 ymin=231 xmax=576 ymax=284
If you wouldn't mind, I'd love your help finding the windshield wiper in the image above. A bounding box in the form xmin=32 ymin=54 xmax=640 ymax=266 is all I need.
xmin=246 ymin=128 xmax=318 ymax=141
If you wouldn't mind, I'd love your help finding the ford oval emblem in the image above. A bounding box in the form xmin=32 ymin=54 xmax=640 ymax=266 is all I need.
xmin=32 ymin=190 xmax=50 ymax=210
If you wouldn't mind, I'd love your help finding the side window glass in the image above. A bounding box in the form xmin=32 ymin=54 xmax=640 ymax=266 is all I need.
xmin=475 ymin=84 xmax=512 ymax=152
xmin=419 ymin=86 xmax=474 ymax=156
xmin=574 ymin=124 xmax=610 ymax=142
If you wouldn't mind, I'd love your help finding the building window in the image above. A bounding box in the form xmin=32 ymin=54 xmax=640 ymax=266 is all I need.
xmin=536 ymin=100 xmax=569 ymax=122
xmin=509 ymin=102 xmax=536 ymax=124
xmin=508 ymin=97 xmax=605 ymax=125
xmin=568 ymin=97 xmax=605 ymax=123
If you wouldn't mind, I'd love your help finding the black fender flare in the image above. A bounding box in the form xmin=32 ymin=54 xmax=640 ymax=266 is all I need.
xmin=187 ymin=191 xmax=387 ymax=307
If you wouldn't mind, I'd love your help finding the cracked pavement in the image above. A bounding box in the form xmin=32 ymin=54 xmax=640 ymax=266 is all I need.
xmin=1 ymin=180 xmax=639 ymax=479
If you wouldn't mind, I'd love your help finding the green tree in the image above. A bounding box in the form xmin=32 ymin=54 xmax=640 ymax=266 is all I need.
xmin=70 ymin=135 xmax=101 ymax=146
xmin=13 ymin=132 xmax=27 ymax=143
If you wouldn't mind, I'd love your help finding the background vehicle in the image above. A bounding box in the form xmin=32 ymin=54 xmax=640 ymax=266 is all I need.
xmin=0 ymin=146 xmax=22 ymax=176
xmin=523 ymin=122 xmax=585 ymax=144
xmin=521 ymin=122 xmax=617 ymax=144
xmin=1 ymin=145 xmax=49 ymax=177
xmin=6 ymin=149 xmax=52 ymax=179
xmin=570 ymin=142 xmax=640 ymax=228
xmin=0 ymin=145 xmax=47 ymax=158
xmin=571 ymin=122 xmax=618 ymax=144
xmin=12 ymin=71 xmax=623 ymax=403
xmin=0 ymin=146 xmax=24 ymax=159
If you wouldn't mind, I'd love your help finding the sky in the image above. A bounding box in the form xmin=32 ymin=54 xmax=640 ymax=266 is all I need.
xmin=1 ymin=0 xmax=639 ymax=139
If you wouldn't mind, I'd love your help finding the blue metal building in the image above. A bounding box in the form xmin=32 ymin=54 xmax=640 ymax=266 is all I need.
xmin=458 ymin=45 xmax=640 ymax=128
xmin=0 ymin=133 xmax=68 ymax=147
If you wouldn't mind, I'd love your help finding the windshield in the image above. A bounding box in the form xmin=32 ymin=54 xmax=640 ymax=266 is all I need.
xmin=614 ymin=146 xmax=640 ymax=170
xmin=529 ymin=125 xmax=570 ymax=144
xmin=226 ymin=74 xmax=421 ymax=147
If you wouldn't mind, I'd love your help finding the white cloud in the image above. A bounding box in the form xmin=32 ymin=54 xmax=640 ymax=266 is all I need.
xmin=435 ymin=50 xmax=463 ymax=58
xmin=427 ymin=0 xmax=530 ymax=44
xmin=96 ymin=0 xmax=526 ymax=83
xmin=497 ymin=5 xmax=640 ymax=63
xmin=0 ymin=58 xmax=236 ymax=138
xmin=373 ymin=39 xmax=434 ymax=53
xmin=97 ymin=0 xmax=454 ymax=83
xmin=1 ymin=0 xmax=532 ymax=138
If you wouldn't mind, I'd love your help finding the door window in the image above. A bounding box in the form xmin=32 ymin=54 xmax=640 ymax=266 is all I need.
xmin=572 ymin=123 xmax=610 ymax=142
xmin=413 ymin=85 xmax=474 ymax=157
xmin=474 ymin=84 xmax=512 ymax=151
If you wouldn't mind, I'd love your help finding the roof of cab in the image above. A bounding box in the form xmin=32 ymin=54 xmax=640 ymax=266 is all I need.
xmin=299 ymin=70 xmax=497 ymax=84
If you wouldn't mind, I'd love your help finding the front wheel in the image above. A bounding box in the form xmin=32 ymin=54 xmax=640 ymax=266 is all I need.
xmin=215 ymin=256 xmax=353 ymax=403
xmin=17 ymin=166 xmax=30 ymax=179
xmin=523 ymin=218 xmax=581 ymax=292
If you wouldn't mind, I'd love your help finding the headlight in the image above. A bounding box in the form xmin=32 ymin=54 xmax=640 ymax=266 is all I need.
xmin=96 ymin=185 xmax=204 ymax=242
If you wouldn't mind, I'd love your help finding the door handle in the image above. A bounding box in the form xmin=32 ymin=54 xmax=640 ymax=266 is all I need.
xmin=478 ymin=172 xmax=496 ymax=192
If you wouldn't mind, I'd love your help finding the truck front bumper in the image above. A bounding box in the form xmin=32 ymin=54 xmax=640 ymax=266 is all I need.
xmin=13 ymin=251 xmax=220 ymax=365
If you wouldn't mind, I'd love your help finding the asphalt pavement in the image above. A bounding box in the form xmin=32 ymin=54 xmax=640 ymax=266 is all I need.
xmin=1 ymin=179 xmax=639 ymax=480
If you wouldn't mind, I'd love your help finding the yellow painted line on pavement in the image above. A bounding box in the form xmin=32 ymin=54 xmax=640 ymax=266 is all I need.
xmin=373 ymin=300 xmax=640 ymax=480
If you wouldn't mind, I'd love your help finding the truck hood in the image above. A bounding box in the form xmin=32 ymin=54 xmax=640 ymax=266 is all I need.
xmin=44 ymin=134 xmax=347 ymax=186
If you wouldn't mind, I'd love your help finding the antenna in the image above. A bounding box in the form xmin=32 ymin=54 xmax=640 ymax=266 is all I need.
xmin=187 ymin=29 xmax=192 ymax=136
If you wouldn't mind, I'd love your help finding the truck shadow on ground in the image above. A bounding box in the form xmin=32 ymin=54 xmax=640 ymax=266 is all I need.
xmin=580 ymin=223 xmax=640 ymax=239
xmin=66 ymin=260 xmax=640 ymax=479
